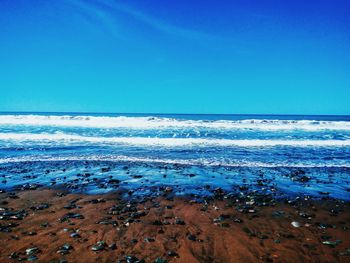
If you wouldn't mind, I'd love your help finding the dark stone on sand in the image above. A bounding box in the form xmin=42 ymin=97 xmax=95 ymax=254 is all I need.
xmin=57 ymin=244 xmax=73 ymax=255
xmin=26 ymin=247 xmax=39 ymax=255
xmin=70 ymin=232 xmax=81 ymax=238
xmin=0 ymin=225 xmax=12 ymax=232
xmin=30 ymin=203 xmax=50 ymax=211
xmin=27 ymin=255 xmax=38 ymax=261
xmin=97 ymin=219 xmax=118 ymax=226
xmin=272 ymin=210 xmax=285 ymax=218
xmin=64 ymin=203 xmax=77 ymax=210
xmin=175 ymin=218 xmax=185 ymax=225
xmin=167 ymin=251 xmax=179 ymax=257
xmin=123 ymin=255 xmax=145 ymax=263
xmin=22 ymin=231 xmax=37 ymax=236
xmin=0 ymin=210 xmax=27 ymax=220
xmin=60 ymin=213 xmax=84 ymax=222
xmin=108 ymin=179 xmax=120 ymax=184
xmin=233 ymin=218 xmax=243 ymax=223
xmin=144 ymin=237 xmax=155 ymax=243
xmin=89 ymin=198 xmax=106 ymax=204
xmin=187 ymin=234 xmax=196 ymax=241
xmin=91 ymin=241 xmax=107 ymax=251
xmin=154 ymin=258 xmax=167 ymax=263
xmin=322 ymin=240 xmax=342 ymax=248
xmin=152 ymin=220 xmax=163 ymax=226
xmin=108 ymin=243 xmax=117 ymax=250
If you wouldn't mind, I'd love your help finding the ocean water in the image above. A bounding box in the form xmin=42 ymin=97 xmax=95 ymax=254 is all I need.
xmin=0 ymin=113 xmax=349 ymax=200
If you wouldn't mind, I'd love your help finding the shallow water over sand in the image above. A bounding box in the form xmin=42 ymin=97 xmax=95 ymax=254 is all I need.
xmin=0 ymin=113 xmax=349 ymax=200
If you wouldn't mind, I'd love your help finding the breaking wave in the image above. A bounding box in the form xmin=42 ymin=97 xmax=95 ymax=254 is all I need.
xmin=0 ymin=132 xmax=350 ymax=147
xmin=1 ymin=115 xmax=350 ymax=131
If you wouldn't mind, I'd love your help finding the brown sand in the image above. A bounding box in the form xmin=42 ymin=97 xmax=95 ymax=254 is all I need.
xmin=0 ymin=189 xmax=349 ymax=263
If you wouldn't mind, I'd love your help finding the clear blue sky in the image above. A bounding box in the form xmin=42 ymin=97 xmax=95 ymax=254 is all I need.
xmin=1 ymin=0 xmax=349 ymax=114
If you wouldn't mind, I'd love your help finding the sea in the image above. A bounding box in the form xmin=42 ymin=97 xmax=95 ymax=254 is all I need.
xmin=0 ymin=112 xmax=349 ymax=200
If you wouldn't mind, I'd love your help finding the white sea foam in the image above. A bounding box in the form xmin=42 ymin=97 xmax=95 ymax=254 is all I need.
xmin=0 ymin=132 xmax=350 ymax=147
xmin=0 ymin=115 xmax=350 ymax=131
xmin=0 ymin=154 xmax=349 ymax=168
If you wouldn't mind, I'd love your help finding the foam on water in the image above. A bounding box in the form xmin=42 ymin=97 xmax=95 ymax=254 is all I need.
xmin=1 ymin=114 xmax=350 ymax=131
xmin=1 ymin=132 xmax=350 ymax=147
xmin=1 ymin=154 xmax=350 ymax=168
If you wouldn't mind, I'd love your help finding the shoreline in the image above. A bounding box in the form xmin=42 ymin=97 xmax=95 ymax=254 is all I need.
xmin=1 ymin=187 xmax=349 ymax=262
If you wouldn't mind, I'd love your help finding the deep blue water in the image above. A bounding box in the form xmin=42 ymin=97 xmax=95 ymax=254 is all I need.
xmin=0 ymin=112 xmax=349 ymax=200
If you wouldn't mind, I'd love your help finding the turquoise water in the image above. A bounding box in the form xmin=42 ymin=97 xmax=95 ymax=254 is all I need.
xmin=0 ymin=112 xmax=349 ymax=200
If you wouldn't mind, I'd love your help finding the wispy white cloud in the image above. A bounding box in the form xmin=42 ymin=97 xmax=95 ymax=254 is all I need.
xmin=97 ymin=0 xmax=226 ymax=42
xmin=64 ymin=0 xmax=125 ymax=39
xmin=65 ymin=0 xmax=247 ymax=50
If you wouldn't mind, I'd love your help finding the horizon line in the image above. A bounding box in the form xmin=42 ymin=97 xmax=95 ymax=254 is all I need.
xmin=0 ymin=111 xmax=350 ymax=117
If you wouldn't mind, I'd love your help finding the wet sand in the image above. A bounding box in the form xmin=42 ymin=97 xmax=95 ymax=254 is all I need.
xmin=0 ymin=188 xmax=349 ymax=263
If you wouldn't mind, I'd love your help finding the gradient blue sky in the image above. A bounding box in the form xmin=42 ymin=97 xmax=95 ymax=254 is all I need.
xmin=1 ymin=0 xmax=349 ymax=114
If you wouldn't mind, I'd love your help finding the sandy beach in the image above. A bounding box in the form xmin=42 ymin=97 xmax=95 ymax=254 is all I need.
xmin=1 ymin=187 xmax=349 ymax=263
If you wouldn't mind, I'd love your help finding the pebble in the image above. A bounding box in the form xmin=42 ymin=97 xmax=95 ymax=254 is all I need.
xmin=91 ymin=241 xmax=107 ymax=251
xmin=57 ymin=244 xmax=73 ymax=255
xmin=26 ymin=247 xmax=39 ymax=255
xmin=167 ymin=251 xmax=179 ymax=257
xmin=70 ymin=232 xmax=81 ymax=238
xmin=144 ymin=237 xmax=155 ymax=243
xmin=154 ymin=258 xmax=167 ymax=263
xmin=175 ymin=218 xmax=185 ymax=225
xmin=291 ymin=221 xmax=301 ymax=228
xmin=187 ymin=234 xmax=196 ymax=241
xmin=322 ymin=240 xmax=342 ymax=248
xmin=108 ymin=243 xmax=117 ymax=250
xmin=123 ymin=255 xmax=145 ymax=263
xmin=60 ymin=213 xmax=84 ymax=222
